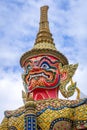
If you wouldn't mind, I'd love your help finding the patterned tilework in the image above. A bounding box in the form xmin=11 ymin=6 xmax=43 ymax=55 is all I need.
xmin=37 ymin=105 xmax=87 ymax=130
xmin=35 ymin=98 xmax=87 ymax=114
xmin=24 ymin=114 xmax=37 ymax=130
xmin=50 ymin=119 xmax=72 ymax=130
xmin=37 ymin=108 xmax=73 ymax=130
xmin=0 ymin=117 xmax=8 ymax=130
xmin=8 ymin=126 xmax=17 ymax=130
xmin=0 ymin=98 xmax=87 ymax=130
xmin=8 ymin=113 xmax=24 ymax=130
xmin=4 ymin=98 xmax=87 ymax=118
xmin=37 ymin=125 xmax=42 ymax=130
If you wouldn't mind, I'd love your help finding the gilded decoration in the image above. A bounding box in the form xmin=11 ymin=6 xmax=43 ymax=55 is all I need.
xmin=0 ymin=98 xmax=87 ymax=130
xmin=0 ymin=5 xmax=87 ymax=130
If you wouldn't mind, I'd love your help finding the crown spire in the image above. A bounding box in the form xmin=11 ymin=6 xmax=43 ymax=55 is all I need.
xmin=39 ymin=6 xmax=50 ymax=32
xmin=20 ymin=6 xmax=68 ymax=67
xmin=35 ymin=6 xmax=54 ymax=44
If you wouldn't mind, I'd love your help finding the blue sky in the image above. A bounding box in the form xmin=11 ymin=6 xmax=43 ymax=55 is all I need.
xmin=0 ymin=0 xmax=87 ymax=122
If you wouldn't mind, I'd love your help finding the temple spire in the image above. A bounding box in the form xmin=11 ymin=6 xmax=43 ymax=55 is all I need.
xmin=35 ymin=5 xmax=54 ymax=44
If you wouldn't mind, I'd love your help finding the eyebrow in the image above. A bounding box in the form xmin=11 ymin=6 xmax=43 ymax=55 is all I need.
xmin=24 ymin=59 xmax=33 ymax=66
xmin=39 ymin=56 xmax=60 ymax=64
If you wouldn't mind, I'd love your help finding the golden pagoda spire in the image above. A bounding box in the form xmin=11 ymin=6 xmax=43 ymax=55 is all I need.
xmin=35 ymin=6 xmax=54 ymax=44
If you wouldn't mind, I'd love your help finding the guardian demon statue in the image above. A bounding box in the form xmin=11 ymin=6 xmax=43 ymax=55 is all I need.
xmin=0 ymin=6 xmax=87 ymax=130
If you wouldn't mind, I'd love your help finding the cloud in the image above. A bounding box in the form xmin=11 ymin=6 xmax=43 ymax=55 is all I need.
xmin=0 ymin=0 xmax=87 ymax=123
xmin=0 ymin=68 xmax=24 ymax=122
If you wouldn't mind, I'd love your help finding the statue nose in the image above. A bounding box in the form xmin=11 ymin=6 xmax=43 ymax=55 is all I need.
xmin=32 ymin=67 xmax=42 ymax=72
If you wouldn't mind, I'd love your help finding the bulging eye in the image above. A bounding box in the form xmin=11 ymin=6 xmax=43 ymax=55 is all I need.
xmin=41 ymin=62 xmax=50 ymax=69
xmin=27 ymin=64 xmax=32 ymax=70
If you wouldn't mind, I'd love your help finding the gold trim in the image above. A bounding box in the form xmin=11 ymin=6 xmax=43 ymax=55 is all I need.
xmin=20 ymin=6 xmax=68 ymax=67
xmin=20 ymin=49 xmax=68 ymax=67
xmin=33 ymin=42 xmax=56 ymax=50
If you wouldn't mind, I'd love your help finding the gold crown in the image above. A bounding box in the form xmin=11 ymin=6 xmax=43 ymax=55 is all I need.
xmin=20 ymin=6 xmax=68 ymax=67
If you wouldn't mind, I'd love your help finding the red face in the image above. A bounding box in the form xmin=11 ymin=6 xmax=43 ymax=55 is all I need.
xmin=23 ymin=55 xmax=60 ymax=92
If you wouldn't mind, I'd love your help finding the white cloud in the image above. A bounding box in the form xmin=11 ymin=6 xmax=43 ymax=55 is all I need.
xmin=0 ymin=0 xmax=87 ymax=123
xmin=0 ymin=69 xmax=24 ymax=122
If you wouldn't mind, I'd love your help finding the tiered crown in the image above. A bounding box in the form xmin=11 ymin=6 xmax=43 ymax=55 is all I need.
xmin=20 ymin=6 xmax=68 ymax=67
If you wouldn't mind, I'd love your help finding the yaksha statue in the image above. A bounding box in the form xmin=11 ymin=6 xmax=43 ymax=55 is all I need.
xmin=0 ymin=5 xmax=87 ymax=130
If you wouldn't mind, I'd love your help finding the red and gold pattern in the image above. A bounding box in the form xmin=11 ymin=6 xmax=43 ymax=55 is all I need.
xmin=52 ymin=121 xmax=72 ymax=130
xmin=1 ymin=5 xmax=87 ymax=130
xmin=22 ymin=55 xmax=60 ymax=100
xmin=21 ymin=6 xmax=78 ymax=101
xmin=22 ymin=54 xmax=78 ymax=100
xmin=0 ymin=98 xmax=87 ymax=130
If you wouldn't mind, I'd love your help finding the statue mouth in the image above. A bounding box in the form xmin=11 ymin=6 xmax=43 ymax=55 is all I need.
xmin=28 ymin=72 xmax=49 ymax=81
xmin=23 ymin=67 xmax=60 ymax=93
xmin=27 ymin=71 xmax=56 ymax=92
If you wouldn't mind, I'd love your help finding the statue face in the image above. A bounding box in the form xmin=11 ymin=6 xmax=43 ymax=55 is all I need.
xmin=23 ymin=55 xmax=60 ymax=93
